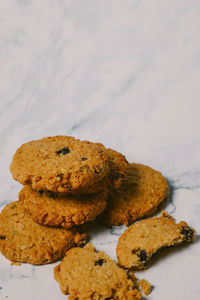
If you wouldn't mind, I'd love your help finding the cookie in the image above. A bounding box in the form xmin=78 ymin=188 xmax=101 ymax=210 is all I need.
xmin=19 ymin=185 xmax=107 ymax=228
xmin=116 ymin=211 xmax=195 ymax=270
xmin=0 ymin=201 xmax=86 ymax=265
xmin=95 ymin=144 xmax=128 ymax=188
xmin=101 ymin=163 xmax=168 ymax=226
xmin=54 ymin=243 xmax=142 ymax=300
xmin=9 ymin=136 xmax=110 ymax=194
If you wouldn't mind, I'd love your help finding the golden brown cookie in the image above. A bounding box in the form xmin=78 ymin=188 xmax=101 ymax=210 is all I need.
xmin=54 ymin=243 xmax=142 ymax=300
xmin=0 ymin=201 xmax=86 ymax=265
xmin=95 ymin=144 xmax=128 ymax=188
xmin=19 ymin=185 xmax=107 ymax=228
xmin=101 ymin=163 xmax=168 ymax=226
xmin=116 ymin=211 xmax=195 ymax=270
xmin=9 ymin=136 xmax=110 ymax=194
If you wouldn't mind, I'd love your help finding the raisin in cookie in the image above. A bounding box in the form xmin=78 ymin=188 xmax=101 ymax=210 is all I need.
xmin=116 ymin=211 xmax=195 ymax=270
xmin=101 ymin=163 xmax=168 ymax=226
xmin=54 ymin=243 xmax=142 ymax=300
xmin=19 ymin=185 xmax=107 ymax=228
xmin=10 ymin=136 xmax=110 ymax=194
xmin=0 ymin=201 xmax=86 ymax=265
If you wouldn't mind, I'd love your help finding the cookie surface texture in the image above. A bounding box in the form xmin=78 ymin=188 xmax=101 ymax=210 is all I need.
xmin=101 ymin=163 xmax=168 ymax=226
xmin=10 ymin=136 xmax=110 ymax=194
xmin=0 ymin=201 xmax=86 ymax=265
xmin=19 ymin=185 xmax=107 ymax=228
xmin=54 ymin=243 xmax=142 ymax=300
xmin=95 ymin=143 xmax=128 ymax=188
xmin=116 ymin=211 xmax=195 ymax=270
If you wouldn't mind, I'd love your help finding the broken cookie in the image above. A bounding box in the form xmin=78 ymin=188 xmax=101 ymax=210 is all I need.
xmin=116 ymin=211 xmax=195 ymax=270
xmin=54 ymin=243 xmax=142 ymax=299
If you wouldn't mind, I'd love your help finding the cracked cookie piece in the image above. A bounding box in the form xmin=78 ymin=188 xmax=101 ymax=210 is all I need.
xmin=0 ymin=201 xmax=86 ymax=265
xmin=19 ymin=185 xmax=107 ymax=228
xmin=9 ymin=136 xmax=110 ymax=194
xmin=101 ymin=163 xmax=168 ymax=226
xmin=116 ymin=211 xmax=195 ymax=270
xmin=54 ymin=243 xmax=142 ymax=300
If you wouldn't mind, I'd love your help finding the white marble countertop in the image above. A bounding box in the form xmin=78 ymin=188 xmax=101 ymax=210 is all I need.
xmin=0 ymin=0 xmax=200 ymax=299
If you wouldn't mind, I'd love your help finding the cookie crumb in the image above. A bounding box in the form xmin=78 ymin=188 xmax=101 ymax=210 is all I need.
xmin=11 ymin=262 xmax=21 ymax=266
xmin=140 ymin=279 xmax=152 ymax=295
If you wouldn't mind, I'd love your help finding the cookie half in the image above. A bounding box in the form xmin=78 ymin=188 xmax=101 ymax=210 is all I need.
xmin=0 ymin=201 xmax=86 ymax=265
xmin=116 ymin=211 xmax=195 ymax=270
xmin=54 ymin=243 xmax=142 ymax=300
xmin=10 ymin=136 xmax=110 ymax=194
xmin=101 ymin=163 xmax=168 ymax=226
xmin=19 ymin=185 xmax=107 ymax=228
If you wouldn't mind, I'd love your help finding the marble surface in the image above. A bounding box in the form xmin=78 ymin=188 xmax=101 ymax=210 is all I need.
xmin=0 ymin=0 xmax=200 ymax=299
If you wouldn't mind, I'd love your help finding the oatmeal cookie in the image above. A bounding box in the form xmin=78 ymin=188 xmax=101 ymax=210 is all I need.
xmin=95 ymin=144 xmax=128 ymax=188
xmin=116 ymin=211 xmax=195 ymax=270
xmin=19 ymin=185 xmax=107 ymax=228
xmin=9 ymin=136 xmax=110 ymax=194
xmin=101 ymin=163 xmax=168 ymax=226
xmin=0 ymin=201 xmax=86 ymax=265
xmin=54 ymin=243 xmax=142 ymax=300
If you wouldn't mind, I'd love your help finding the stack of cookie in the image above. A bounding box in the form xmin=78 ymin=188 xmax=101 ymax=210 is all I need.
xmin=0 ymin=135 xmax=196 ymax=299
xmin=0 ymin=136 xmax=128 ymax=265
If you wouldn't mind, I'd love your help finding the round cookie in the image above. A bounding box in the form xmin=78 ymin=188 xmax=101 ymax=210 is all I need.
xmin=9 ymin=136 xmax=110 ymax=194
xmin=19 ymin=185 xmax=108 ymax=228
xmin=54 ymin=243 xmax=142 ymax=300
xmin=0 ymin=201 xmax=86 ymax=265
xmin=116 ymin=211 xmax=195 ymax=270
xmin=101 ymin=163 xmax=169 ymax=226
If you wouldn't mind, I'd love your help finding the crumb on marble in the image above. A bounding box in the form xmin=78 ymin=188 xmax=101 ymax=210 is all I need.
xmin=11 ymin=261 xmax=21 ymax=266
xmin=140 ymin=279 xmax=152 ymax=295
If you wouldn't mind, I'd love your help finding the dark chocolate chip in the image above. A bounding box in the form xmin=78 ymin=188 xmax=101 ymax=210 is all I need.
xmin=137 ymin=249 xmax=147 ymax=262
xmin=81 ymin=157 xmax=88 ymax=161
xmin=104 ymin=297 xmax=114 ymax=300
xmin=0 ymin=236 xmax=6 ymax=240
xmin=181 ymin=226 xmax=194 ymax=241
xmin=56 ymin=147 xmax=70 ymax=155
xmin=38 ymin=190 xmax=44 ymax=195
xmin=94 ymin=259 xmax=107 ymax=266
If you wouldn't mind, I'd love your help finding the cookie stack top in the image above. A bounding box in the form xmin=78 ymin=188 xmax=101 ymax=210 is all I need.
xmin=10 ymin=135 xmax=128 ymax=194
